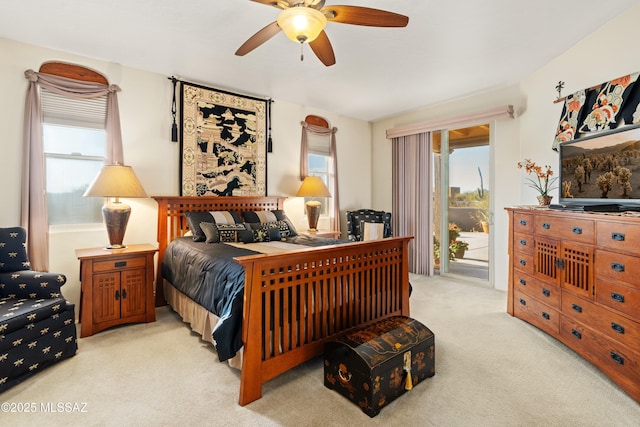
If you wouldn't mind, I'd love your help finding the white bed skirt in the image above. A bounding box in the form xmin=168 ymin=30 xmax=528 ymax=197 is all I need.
xmin=163 ymin=280 xmax=243 ymax=370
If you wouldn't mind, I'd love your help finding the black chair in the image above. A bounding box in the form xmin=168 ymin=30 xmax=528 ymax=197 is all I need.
xmin=0 ymin=227 xmax=77 ymax=391
xmin=345 ymin=209 xmax=392 ymax=242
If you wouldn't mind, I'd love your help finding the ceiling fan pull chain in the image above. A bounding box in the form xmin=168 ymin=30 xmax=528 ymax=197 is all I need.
xmin=300 ymin=43 xmax=304 ymax=62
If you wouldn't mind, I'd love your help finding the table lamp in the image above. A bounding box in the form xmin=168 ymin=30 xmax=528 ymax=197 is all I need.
xmin=296 ymin=176 xmax=331 ymax=232
xmin=83 ymin=164 xmax=148 ymax=249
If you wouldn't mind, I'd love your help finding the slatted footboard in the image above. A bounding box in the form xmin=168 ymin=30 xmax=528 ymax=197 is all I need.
xmin=153 ymin=196 xmax=412 ymax=406
xmin=235 ymin=236 xmax=412 ymax=406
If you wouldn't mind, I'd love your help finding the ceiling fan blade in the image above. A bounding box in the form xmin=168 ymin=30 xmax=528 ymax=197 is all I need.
xmin=235 ymin=21 xmax=282 ymax=56
xmin=309 ymin=31 xmax=336 ymax=66
xmin=250 ymin=0 xmax=288 ymax=9
xmin=322 ymin=6 xmax=409 ymax=27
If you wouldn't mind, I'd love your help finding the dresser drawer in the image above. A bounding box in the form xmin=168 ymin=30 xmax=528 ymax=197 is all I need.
xmin=93 ymin=255 xmax=147 ymax=273
xmin=513 ymin=231 xmax=534 ymax=255
xmin=595 ymin=250 xmax=640 ymax=288
xmin=513 ymin=212 xmax=534 ymax=234
xmin=596 ymin=279 xmax=640 ymax=321
xmin=513 ymin=289 xmax=559 ymax=336
xmin=560 ymin=316 xmax=640 ymax=393
xmin=597 ymin=221 xmax=640 ymax=256
xmin=513 ymin=250 xmax=534 ymax=276
xmin=534 ymin=216 xmax=594 ymax=245
xmin=513 ymin=272 xmax=561 ymax=310
xmin=562 ymin=292 xmax=640 ymax=350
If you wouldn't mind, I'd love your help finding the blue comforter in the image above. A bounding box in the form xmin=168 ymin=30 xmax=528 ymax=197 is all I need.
xmin=161 ymin=236 xmax=343 ymax=361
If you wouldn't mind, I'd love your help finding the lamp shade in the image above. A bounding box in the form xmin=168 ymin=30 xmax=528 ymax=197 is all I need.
xmin=296 ymin=176 xmax=331 ymax=198
xmin=83 ymin=164 xmax=147 ymax=249
xmin=83 ymin=164 xmax=148 ymax=198
xmin=277 ymin=7 xmax=327 ymax=44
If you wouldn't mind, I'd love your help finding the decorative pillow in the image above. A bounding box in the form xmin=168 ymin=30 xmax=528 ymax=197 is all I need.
xmin=241 ymin=223 xmax=279 ymax=243
xmin=201 ymin=222 xmax=246 ymax=243
xmin=0 ymin=227 xmax=31 ymax=272
xmin=361 ymin=222 xmax=385 ymax=241
xmin=250 ymin=220 xmax=292 ymax=239
xmin=211 ymin=210 xmax=242 ymax=224
xmin=273 ymin=210 xmax=298 ymax=237
xmin=200 ymin=221 xmax=220 ymax=244
xmin=242 ymin=210 xmax=278 ymax=224
xmin=216 ymin=224 xmax=247 ymax=243
xmin=184 ymin=211 xmax=215 ymax=242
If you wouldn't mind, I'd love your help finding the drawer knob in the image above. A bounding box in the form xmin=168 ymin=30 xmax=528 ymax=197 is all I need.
xmin=571 ymin=303 xmax=582 ymax=313
xmin=610 ymin=292 xmax=625 ymax=303
xmin=519 ymin=219 xmax=527 ymax=226
xmin=115 ymin=290 xmax=120 ymax=300
xmin=541 ymin=312 xmax=550 ymax=320
xmin=115 ymin=261 xmax=127 ymax=268
xmin=611 ymin=322 xmax=625 ymax=335
xmin=572 ymin=226 xmax=582 ymax=235
xmin=542 ymin=288 xmax=550 ymax=297
xmin=519 ymin=239 xmax=527 ymax=246
xmin=519 ymin=259 xmax=527 ymax=266
xmin=542 ymin=222 xmax=551 ymax=229
xmin=571 ymin=329 xmax=582 ymax=339
xmin=519 ymin=278 xmax=526 ymax=286
xmin=519 ymin=298 xmax=526 ymax=306
xmin=610 ymin=262 xmax=625 ymax=272
xmin=611 ymin=232 xmax=625 ymax=241
xmin=610 ymin=352 xmax=624 ymax=365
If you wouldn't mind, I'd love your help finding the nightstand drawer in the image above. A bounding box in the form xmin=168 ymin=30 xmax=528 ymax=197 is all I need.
xmin=93 ymin=255 xmax=146 ymax=272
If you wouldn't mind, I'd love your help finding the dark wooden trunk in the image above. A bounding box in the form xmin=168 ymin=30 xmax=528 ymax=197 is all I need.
xmin=324 ymin=316 xmax=435 ymax=417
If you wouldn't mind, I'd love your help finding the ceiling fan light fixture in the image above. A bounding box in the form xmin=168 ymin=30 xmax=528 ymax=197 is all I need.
xmin=277 ymin=7 xmax=327 ymax=44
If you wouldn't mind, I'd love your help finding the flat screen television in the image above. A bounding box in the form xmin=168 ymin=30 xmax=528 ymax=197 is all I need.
xmin=557 ymin=123 xmax=640 ymax=210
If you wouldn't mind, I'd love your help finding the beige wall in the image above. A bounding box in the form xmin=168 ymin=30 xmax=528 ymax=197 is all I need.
xmin=371 ymin=3 xmax=640 ymax=291
xmin=0 ymin=38 xmax=372 ymax=311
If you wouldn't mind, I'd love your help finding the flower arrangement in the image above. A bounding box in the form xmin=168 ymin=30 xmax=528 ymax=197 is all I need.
xmin=517 ymin=159 xmax=558 ymax=196
xmin=449 ymin=240 xmax=469 ymax=251
xmin=448 ymin=223 xmax=461 ymax=241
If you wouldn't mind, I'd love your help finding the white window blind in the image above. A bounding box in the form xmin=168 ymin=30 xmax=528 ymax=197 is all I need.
xmin=40 ymin=88 xmax=107 ymax=128
xmin=307 ymin=132 xmax=331 ymax=156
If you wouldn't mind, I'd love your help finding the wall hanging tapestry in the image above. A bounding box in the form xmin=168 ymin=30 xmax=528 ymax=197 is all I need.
xmin=553 ymin=71 xmax=640 ymax=150
xmin=180 ymin=81 xmax=267 ymax=196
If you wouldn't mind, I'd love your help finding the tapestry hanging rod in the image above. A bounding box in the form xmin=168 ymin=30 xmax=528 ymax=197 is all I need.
xmin=166 ymin=76 xmax=272 ymax=103
xmin=553 ymin=81 xmax=602 ymax=104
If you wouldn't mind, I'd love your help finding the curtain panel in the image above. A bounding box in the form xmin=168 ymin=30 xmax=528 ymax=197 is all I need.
xmin=300 ymin=122 xmax=340 ymax=232
xmin=392 ymin=132 xmax=432 ymax=275
xmin=22 ymin=69 xmax=123 ymax=270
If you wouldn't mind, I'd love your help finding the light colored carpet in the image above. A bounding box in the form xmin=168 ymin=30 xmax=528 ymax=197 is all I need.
xmin=3 ymin=274 xmax=639 ymax=426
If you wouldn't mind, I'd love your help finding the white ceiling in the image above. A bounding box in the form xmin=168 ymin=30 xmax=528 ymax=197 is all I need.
xmin=0 ymin=0 xmax=637 ymax=121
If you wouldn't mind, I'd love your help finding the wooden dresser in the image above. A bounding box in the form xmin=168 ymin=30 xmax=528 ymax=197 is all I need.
xmin=506 ymin=207 xmax=640 ymax=403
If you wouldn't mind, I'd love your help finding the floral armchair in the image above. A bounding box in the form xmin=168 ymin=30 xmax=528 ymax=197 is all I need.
xmin=0 ymin=227 xmax=77 ymax=392
xmin=345 ymin=209 xmax=393 ymax=242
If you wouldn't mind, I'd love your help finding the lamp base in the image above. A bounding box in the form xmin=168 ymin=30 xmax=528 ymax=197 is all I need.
xmin=103 ymin=201 xmax=131 ymax=250
xmin=305 ymin=200 xmax=321 ymax=232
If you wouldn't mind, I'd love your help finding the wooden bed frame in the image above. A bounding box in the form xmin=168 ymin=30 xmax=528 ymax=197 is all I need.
xmin=154 ymin=196 xmax=412 ymax=406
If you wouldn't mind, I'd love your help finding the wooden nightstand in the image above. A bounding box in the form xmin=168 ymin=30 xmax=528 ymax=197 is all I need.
xmin=76 ymin=244 xmax=158 ymax=337
xmin=298 ymin=230 xmax=342 ymax=239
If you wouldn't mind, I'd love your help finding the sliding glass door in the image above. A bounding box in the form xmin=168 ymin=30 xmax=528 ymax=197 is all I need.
xmin=433 ymin=125 xmax=490 ymax=282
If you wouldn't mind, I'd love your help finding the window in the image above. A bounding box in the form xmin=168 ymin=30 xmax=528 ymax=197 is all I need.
xmin=41 ymin=88 xmax=107 ymax=225
xmin=306 ymin=132 xmax=333 ymax=216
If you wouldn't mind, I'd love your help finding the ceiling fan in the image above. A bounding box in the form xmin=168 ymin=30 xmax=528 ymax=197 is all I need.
xmin=235 ymin=0 xmax=409 ymax=66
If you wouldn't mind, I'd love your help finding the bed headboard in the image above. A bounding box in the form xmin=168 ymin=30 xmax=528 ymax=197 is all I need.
xmin=153 ymin=196 xmax=287 ymax=305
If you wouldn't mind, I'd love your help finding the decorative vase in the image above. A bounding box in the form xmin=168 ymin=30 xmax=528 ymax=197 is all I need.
xmin=537 ymin=195 xmax=553 ymax=207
